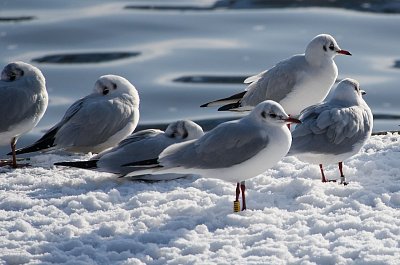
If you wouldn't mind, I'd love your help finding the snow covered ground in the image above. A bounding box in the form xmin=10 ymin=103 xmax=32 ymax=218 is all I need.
xmin=0 ymin=133 xmax=399 ymax=265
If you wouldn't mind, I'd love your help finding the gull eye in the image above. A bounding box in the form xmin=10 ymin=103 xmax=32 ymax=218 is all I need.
xmin=269 ymin=113 xmax=277 ymax=118
xmin=261 ymin=111 xmax=267 ymax=118
xmin=102 ymin=87 xmax=109 ymax=95
xmin=329 ymin=43 xmax=335 ymax=51
xmin=9 ymin=73 xmax=16 ymax=81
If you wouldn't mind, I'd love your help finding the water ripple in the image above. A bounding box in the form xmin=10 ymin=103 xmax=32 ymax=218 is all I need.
xmin=0 ymin=16 xmax=35 ymax=22
xmin=174 ymin=75 xmax=248 ymax=84
xmin=32 ymin=52 xmax=140 ymax=64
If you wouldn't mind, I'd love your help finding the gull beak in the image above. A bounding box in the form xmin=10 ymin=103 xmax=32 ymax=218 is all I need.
xmin=337 ymin=49 xmax=352 ymax=56
xmin=361 ymin=90 xmax=366 ymax=95
xmin=284 ymin=117 xmax=301 ymax=124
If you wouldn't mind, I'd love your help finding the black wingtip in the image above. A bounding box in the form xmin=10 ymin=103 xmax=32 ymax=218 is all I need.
xmin=217 ymin=102 xmax=241 ymax=111
xmin=13 ymin=127 xmax=58 ymax=155
xmin=54 ymin=160 xmax=99 ymax=169
xmin=122 ymin=158 xmax=159 ymax=167
xmin=200 ymin=91 xmax=246 ymax=108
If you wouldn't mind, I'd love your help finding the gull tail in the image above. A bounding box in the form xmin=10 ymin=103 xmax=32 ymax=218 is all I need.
xmin=54 ymin=160 xmax=99 ymax=169
xmin=200 ymin=91 xmax=246 ymax=109
xmin=11 ymin=127 xmax=58 ymax=155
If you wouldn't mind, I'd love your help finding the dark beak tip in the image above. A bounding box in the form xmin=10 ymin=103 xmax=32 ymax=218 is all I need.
xmin=338 ymin=50 xmax=352 ymax=56
xmin=285 ymin=118 xmax=301 ymax=124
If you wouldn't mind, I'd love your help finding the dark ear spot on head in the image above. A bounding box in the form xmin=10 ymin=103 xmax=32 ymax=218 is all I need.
xmin=112 ymin=82 xmax=117 ymax=89
xmin=323 ymin=45 xmax=327 ymax=52
xmin=261 ymin=111 xmax=267 ymax=119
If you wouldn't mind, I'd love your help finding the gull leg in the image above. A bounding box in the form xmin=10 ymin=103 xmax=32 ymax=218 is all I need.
xmin=240 ymin=181 xmax=246 ymax=211
xmin=320 ymin=164 xmax=336 ymax=183
xmin=11 ymin=137 xmax=17 ymax=168
xmin=0 ymin=137 xmax=29 ymax=168
xmin=287 ymin=114 xmax=291 ymax=130
xmin=233 ymin=183 xmax=240 ymax=212
xmin=338 ymin=162 xmax=348 ymax=185
xmin=320 ymin=164 xmax=328 ymax=182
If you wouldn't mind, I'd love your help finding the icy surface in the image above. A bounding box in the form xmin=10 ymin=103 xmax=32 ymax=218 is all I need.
xmin=1 ymin=134 xmax=399 ymax=264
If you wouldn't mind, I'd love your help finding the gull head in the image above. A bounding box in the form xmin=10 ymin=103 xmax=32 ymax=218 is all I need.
xmin=251 ymin=100 xmax=301 ymax=126
xmin=1 ymin=61 xmax=45 ymax=84
xmin=331 ymin=78 xmax=366 ymax=104
xmin=305 ymin=34 xmax=351 ymax=63
xmin=165 ymin=120 xmax=204 ymax=140
xmin=94 ymin=74 xmax=139 ymax=101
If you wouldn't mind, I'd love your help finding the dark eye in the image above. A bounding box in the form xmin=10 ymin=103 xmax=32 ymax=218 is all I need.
xmin=329 ymin=43 xmax=335 ymax=51
xmin=261 ymin=111 xmax=267 ymax=118
xmin=269 ymin=113 xmax=277 ymax=118
xmin=9 ymin=73 xmax=16 ymax=81
xmin=102 ymin=87 xmax=109 ymax=95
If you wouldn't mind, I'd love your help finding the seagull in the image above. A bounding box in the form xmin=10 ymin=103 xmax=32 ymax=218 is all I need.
xmin=123 ymin=100 xmax=301 ymax=211
xmin=201 ymin=34 xmax=351 ymax=117
xmin=13 ymin=74 xmax=139 ymax=155
xmin=288 ymin=78 xmax=373 ymax=184
xmin=0 ymin=61 xmax=48 ymax=168
xmin=54 ymin=120 xmax=204 ymax=180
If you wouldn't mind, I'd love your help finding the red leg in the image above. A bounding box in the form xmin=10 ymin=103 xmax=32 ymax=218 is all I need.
xmin=11 ymin=137 xmax=17 ymax=169
xmin=286 ymin=114 xmax=291 ymax=130
xmin=235 ymin=182 xmax=240 ymax=202
xmin=338 ymin=162 xmax=348 ymax=185
xmin=320 ymin=164 xmax=328 ymax=182
xmin=233 ymin=183 xmax=241 ymax=212
xmin=240 ymin=181 xmax=246 ymax=211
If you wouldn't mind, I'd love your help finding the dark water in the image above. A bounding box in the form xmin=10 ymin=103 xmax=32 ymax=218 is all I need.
xmin=1 ymin=0 xmax=400 ymax=157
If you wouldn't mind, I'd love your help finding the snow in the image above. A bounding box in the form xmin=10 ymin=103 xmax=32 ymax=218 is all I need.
xmin=0 ymin=133 xmax=399 ymax=265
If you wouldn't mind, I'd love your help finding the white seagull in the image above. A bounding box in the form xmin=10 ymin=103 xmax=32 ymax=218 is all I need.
xmin=54 ymin=120 xmax=204 ymax=180
xmin=201 ymin=34 xmax=351 ymax=117
xmin=14 ymin=74 xmax=139 ymax=155
xmin=0 ymin=61 xmax=48 ymax=168
xmin=124 ymin=100 xmax=301 ymax=211
xmin=288 ymin=78 xmax=373 ymax=185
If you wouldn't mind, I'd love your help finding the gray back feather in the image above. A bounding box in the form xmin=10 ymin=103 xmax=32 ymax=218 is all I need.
xmin=160 ymin=120 xmax=269 ymax=169
xmin=241 ymin=55 xmax=304 ymax=106
xmin=290 ymin=102 xmax=373 ymax=155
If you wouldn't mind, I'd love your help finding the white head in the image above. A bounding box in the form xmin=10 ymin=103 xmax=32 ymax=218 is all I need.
xmin=305 ymin=34 xmax=351 ymax=64
xmin=1 ymin=61 xmax=45 ymax=86
xmin=250 ymin=100 xmax=301 ymax=127
xmin=331 ymin=78 xmax=366 ymax=105
xmin=93 ymin=75 xmax=139 ymax=105
xmin=165 ymin=120 xmax=204 ymax=140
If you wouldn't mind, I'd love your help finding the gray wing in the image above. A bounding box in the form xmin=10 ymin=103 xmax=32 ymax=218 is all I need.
xmin=97 ymin=131 xmax=176 ymax=174
xmin=241 ymin=55 xmax=304 ymax=106
xmin=290 ymin=103 xmax=372 ymax=155
xmin=54 ymin=94 xmax=135 ymax=147
xmin=159 ymin=120 xmax=269 ymax=169
xmin=0 ymin=82 xmax=39 ymax=132
xmin=114 ymin=129 xmax=163 ymax=149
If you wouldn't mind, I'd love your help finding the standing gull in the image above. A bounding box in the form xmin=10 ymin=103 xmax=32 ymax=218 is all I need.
xmin=0 ymin=62 xmax=48 ymax=168
xmin=201 ymin=34 xmax=351 ymax=117
xmin=124 ymin=101 xmax=300 ymax=211
xmin=288 ymin=78 xmax=373 ymax=184
xmin=54 ymin=120 xmax=204 ymax=180
xmin=14 ymin=74 xmax=139 ymax=155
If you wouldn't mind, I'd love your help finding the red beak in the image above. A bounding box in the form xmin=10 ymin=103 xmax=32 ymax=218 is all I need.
xmin=337 ymin=49 xmax=352 ymax=56
xmin=284 ymin=117 xmax=301 ymax=124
